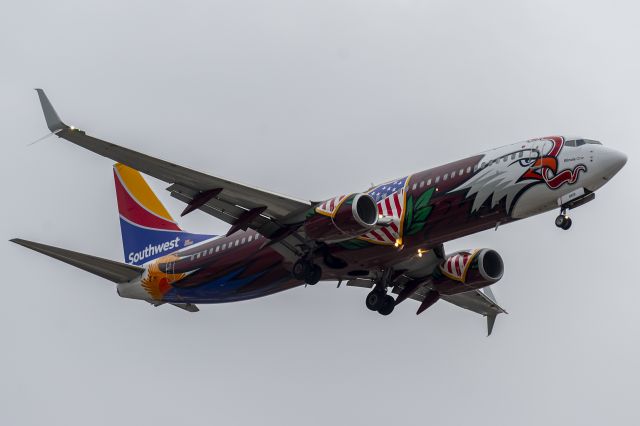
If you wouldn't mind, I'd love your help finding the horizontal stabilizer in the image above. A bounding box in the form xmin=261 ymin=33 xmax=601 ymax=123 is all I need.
xmin=170 ymin=303 xmax=199 ymax=312
xmin=10 ymin=238 xmax=144 ymax=283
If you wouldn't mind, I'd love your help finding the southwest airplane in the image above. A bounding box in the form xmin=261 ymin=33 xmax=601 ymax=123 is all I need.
xmin=11 ymin=90 xmax=628 ymax=335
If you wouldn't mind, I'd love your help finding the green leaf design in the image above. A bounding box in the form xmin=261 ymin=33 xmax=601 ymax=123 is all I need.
xmin=404 ymin=196 xmax=414 ymax=232
xmin=404 ymin=188 xmax=435 ymax=236
xmin=413 ymin=205 xmax=432 ymax=223
xmin=415 ymin=188 xmax=435 ymax=210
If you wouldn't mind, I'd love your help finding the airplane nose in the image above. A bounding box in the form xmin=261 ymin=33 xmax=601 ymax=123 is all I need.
xmin=602 ymin=148 xmax=628 ymax=179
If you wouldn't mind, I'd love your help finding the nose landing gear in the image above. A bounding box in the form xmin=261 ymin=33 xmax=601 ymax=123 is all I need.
xmin=292 ymin=259 xmax=322 ymax=285
xmin=555 ymin=210 xmax=572 ymax=230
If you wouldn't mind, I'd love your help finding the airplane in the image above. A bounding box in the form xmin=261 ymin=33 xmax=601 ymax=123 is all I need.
xmin=11 ymin=89 xmax=628 ymax=335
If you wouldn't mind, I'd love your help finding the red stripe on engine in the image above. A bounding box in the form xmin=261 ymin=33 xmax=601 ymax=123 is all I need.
xmin=369 ymin=230 xmax=385 ymax=241
xmin=455 ymin=257 xmax=462 ymax=276
xmin=380 ymin=227 xmax=394 ymax=241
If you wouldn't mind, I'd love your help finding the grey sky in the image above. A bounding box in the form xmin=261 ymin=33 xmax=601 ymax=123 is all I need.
xmin=1 ymin=1 xmax=639 ymax=425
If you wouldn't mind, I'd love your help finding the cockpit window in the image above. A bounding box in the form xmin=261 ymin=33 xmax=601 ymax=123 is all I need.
xmin=565 ymin=138 xmax=602 ymax=147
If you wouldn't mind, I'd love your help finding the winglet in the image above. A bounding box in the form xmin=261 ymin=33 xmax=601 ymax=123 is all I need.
xmin=487 ymin=314 xmax=497 ymax=336
xmin=35 ymin=89 xmax=68 ymax=132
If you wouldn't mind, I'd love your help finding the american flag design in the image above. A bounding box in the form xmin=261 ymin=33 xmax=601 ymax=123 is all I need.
xmin=439 ymin=250 xmax=479 ymax=283
xmin=316 ymin=194 xmax=349 ymax=217
xmin=359 ymin=177 xmax=409 ymax=245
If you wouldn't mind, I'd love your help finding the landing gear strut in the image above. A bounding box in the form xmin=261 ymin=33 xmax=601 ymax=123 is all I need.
xmin=555 ymin=209 xmax=572 ymax=230
xmin=293 ymin=259 xmax=322 ymax=285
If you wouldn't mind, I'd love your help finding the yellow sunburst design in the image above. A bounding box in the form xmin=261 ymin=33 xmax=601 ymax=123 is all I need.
xmin=141 ymin=254 xmax=186 ymax=300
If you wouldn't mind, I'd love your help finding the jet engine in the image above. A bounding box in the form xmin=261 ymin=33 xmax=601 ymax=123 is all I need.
xmin=431 ymin=248 xmax=504 ymax=295
xmin=305 ymin=193 xmax=379 ymax=243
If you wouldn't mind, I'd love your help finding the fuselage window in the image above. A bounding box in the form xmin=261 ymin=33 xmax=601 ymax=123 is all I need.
xmin=235 ymin=240 xmax=239 ymax=247
xmin=222 ymin=243 xmax=226 ymax=250
xmin=427 ymin=178 xmax=432 ymax=185
xmin=215 ymin=246 xmax=220 ymax=252
xmin=248 ymin=235 xmax=252 ymax=242
xmin=412 ymin=183 xmax=417 ymax=190
xmin=451 ymin=171 xmax=456 ymax=178
xmin=466 ymin=166 xmax=471 ymax=173
xmin=511 ymin=154 xmax=515 ymax=160
xmin=241 ymin=238 xmax=246 ymax=244
xmin=519 ymin=151 xmax=524 ymax=158
xmin=459 ymin=168 xmax=464 ymax=175
xmin=419 ymin=181 xmax=424 ymax=188
xmin=443 ymin=173 xmax=448 ymax=181
xmin=208 ymin=247 xmax=214 ymax=255
xmin=435 ymin=176 xmax=440 ymax=183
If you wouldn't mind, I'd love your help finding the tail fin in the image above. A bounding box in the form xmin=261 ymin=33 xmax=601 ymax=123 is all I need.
xmin=113 ymin=163 xmax=214 ymax=265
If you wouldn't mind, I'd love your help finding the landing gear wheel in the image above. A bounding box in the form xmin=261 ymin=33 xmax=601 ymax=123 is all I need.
xmin=366 ymin=290 xmax=386 ymax=311
xmin=377 ymin=295 xmax=395 ymax=316
xmin=292 ymin=260 xmax=306 ymax=280
xmin=555 ymin=214 xmax=572 ymax=230
xmin=304 ymin=264 xmax=322 ymax=285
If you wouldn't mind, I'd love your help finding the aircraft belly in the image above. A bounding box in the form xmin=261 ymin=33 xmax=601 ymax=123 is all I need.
xmin=157 ymin=244 xmax=300 ymax=304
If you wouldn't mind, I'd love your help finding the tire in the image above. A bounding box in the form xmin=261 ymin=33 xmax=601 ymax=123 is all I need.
xmin=562 ymin=217 xmax=572 ymax=230
xmin=305 ymin=264 xmax=322 ymax=285
xmin=555 ymin=215 xmax=566 ymax=228
xmin=292 ymin=260 xmax=306 ymax=280
xmin=366 ymin=291 xmax=386 ymax=311
xmin=377 ymin=295 xmax=395 ymax=316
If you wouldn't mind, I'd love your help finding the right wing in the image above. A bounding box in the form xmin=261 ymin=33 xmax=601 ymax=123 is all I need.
xmin=35 ymin=89 xmax=313 ymax=257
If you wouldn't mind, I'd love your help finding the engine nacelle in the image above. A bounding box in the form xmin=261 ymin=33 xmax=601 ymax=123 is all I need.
xmin=305 ymin=193 xmax=379 ymax=243
xmin=431 ymin=248 xmax=504 ymax=295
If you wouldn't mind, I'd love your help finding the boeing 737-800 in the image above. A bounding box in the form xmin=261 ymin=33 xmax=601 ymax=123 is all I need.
xmin=11 ymin=90 xmax=628 ymax=334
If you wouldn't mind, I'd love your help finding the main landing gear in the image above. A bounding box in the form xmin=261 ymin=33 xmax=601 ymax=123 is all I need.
xmin=555 ymin=209 xmax=572 ymax=230
xmin=365 ymin=268 xmax=396 ymax=316
xmin=366 ymin=289 xmax=395 ymax=316
xmin=292 ymin=259 xmax=322 ymax=285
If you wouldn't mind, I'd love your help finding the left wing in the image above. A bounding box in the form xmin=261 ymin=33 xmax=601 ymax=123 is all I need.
xmin=35 ymin=89 xmax=312 ymax=257
xmin=441 ymin=288 xmax=507 ymax=336
xmin=401 ymin=286 xmax=507 ymax=336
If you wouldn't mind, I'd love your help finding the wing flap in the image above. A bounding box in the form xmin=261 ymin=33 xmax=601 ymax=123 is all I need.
xmin=440 ymin=288 xmax=507 ymax=317
xmin=11 ymin=239 xmax=144 ymax=283
xmin=60 ymin=129 xmax=309 ymax=219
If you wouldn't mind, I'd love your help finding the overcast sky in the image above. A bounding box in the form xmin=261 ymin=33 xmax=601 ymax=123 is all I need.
xmin=1 ymin=1 xmax=639 ymax=425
